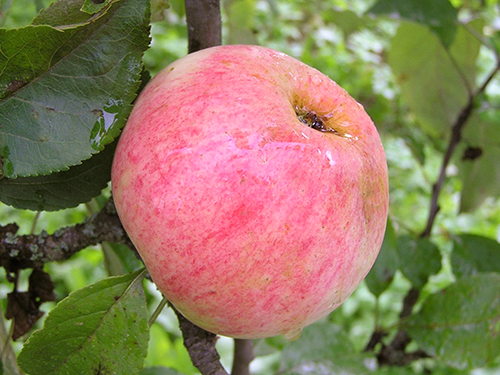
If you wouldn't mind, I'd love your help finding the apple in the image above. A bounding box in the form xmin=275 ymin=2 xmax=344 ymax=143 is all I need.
xmin=111 ymin=45 xmax=389 ymax=339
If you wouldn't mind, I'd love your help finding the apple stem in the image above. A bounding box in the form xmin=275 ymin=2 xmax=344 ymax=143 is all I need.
xmin=231 ymin=339 xmax=254 ymax=375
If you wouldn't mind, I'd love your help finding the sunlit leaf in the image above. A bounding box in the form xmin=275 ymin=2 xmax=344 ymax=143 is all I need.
xmin=224 ymin=0 xmax=258 ymax=45
xmin=0 ymin=0 xmax=150 ymax=178
xmin=368 ymin=0 xmax=458 ymax=47
xmin=388 ymin=21 xmax=481 ymax=137
xmin=404 ymin=273 xmax=500 ymax=369
xmin=140 ymin=367 xmax=184 ymax=375
xmin=327 ymin=9 xmax=366 ymax=38
xmin=18 ymin=269 xmax=149 ymax=375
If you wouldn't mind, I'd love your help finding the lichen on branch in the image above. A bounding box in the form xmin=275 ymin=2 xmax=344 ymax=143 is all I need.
xmin=0 ymin=198 xmax=135 ymax=272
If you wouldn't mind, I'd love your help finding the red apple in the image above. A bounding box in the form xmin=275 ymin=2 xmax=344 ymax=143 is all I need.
xmin=111 ymin=45 xmax=388 ymax=339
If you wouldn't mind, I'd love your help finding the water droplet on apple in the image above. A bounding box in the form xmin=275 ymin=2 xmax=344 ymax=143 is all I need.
xmin=311 ymin=75 xmax=323 ymax=85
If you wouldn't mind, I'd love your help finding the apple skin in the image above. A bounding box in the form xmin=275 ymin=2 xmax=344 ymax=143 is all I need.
xmin=111 ymin=45 xmax=388 ymax=339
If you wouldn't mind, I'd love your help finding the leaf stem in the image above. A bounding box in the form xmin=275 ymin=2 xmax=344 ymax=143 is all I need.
xmin=30 ymin=212 xmax=41 ymax=235
xmin=0 ymin=305 xmax=24 ymax=375
xmin=148 ymin=295 xmax=168 ymax=327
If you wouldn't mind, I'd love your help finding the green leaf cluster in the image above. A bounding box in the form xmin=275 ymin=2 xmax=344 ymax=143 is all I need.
xmin=0 ymin=0 xmax=150 ymax=210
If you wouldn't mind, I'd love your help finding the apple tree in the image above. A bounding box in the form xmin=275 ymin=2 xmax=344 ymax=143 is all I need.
xmin=1 ymin=0 xmax=500 ymax=374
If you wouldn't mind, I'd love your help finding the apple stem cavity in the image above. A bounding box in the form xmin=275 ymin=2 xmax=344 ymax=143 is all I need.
xmin=295 ymin=106 xmax=340 ymax=135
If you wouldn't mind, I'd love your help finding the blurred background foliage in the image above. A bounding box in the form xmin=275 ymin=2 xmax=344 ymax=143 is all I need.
xmin=1 ymin=0 xmax=500 ymax=374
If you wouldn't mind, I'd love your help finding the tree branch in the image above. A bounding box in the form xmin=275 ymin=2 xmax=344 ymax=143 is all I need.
xmin=371 ymin=51 xmax=500 ymax=369
xmin=368 ymin=61 xmax=500 ymax=366
xmin=366 ymin=288 xmax=422 ymax=364
xmin=420 ymin=61 xmax=500 ymax=238
xmin=185 ymin=0 xmax=222 ymax=53
xmin=173 ymin=306 xmax=229 ymax=375
xmin=0 ymin=198 xmax=135 ymax=272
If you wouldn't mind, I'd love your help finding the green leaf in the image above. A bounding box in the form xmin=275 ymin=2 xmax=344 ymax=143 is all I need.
xmin=81 ymin=0 xmax=113 ymax=14
xmin=140 ymin=367 xmax=184 ymax=375
xmin=372 ymin=367 xmax=418 ymax=375
xmin=103 ymin=242 xmax=144 ymax=276
xmin=457 ymin=108 xmax=500 ymax=212
xmin=280 ymin=320 xmax=373 ymax=374
xmin=374 ymin=366 xmax=469 ymax=375
xmin=404 ymin=273 xmax=500 ymax=369
xmin=327 ymin=9 xmax=366 ymax=38
xmin=397 ymin=236 xmax=441 ymax=290
xmin=368 ymin=0 xmax=458 ymax=47
xmin=33 ymin=0 xmax=99 ymax=26
xmin=449 ymin=19 xmax=484 ymax=92
xmin=0 ymin=0 xmax=150 ymax=178
xmin=0 ymin=141 xmax=116 ymax=211
xmin=151 ymin=0 xmax=171 ymax=22
xmin=224 ymin=0 xmax=258 ymax=45
xmin=284 ymin=361 xmax=367 ymax=375
xmin=451 ymin=234 xmax=500 ymax=278
xmin=18 ymin=269 xmax=150 ymax=375
xmin=388 ymin=21 xmax=481 ymax=137
xmin=365 ymin=218 xmax=399 ymax=297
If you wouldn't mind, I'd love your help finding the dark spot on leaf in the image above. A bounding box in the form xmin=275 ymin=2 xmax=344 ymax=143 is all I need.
xmin=92 ymin=0 xmax=105 ymax=3
xmin=93 ymin=362 xmax=106 ymax=374
xmin=113 ymin=295 xmax=120 ymax=301
xmin=462 ymin=146 xmax=483 ymax=161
